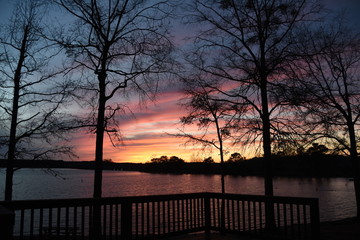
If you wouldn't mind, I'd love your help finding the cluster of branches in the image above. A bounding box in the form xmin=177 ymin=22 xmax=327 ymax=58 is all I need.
xmin=0 ymin=0 xmax=176 ymax=209
xmin=0 ymin=0 xmax=78 ymax=201
xmin=176 ymin=0 xmax=360 ymax=217
xmin=1 ymin=1 xmax=176 ymax=237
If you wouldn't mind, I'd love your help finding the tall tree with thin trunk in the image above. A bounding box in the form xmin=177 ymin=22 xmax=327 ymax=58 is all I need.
xmin=0 ymin=0 xmax=73 ymax=201
xmin=53 ymin=0 xmax=174 ymax=198
xmin=183 ymin=0 xmax=322 ymax=197
xmin=175 ymin=79 xmax=238 ymax=194
xmin=174 ymin=79 xmax=240 ymax=231
xmin=287 ymin=16 xmax=360 ymax=218
xmin=51 ymin=0 xmax=174 ymax=237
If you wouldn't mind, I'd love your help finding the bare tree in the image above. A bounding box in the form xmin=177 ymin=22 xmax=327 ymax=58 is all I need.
xmin=182 ymin=0 xmax=322 ymax=197
xmin=50 ymin=0 xmax=175 ymax=237
xmin=288 ymin=16 xmax=360 ymax=218
xmin=174 ymin=79 xmax=240 ymax=231
xmin=181 ymin=0 xmax=323 ymax=230
xmin=0 ymin=0 xmax=74 ymax=201
xmin=175 ymin=79 xmax=238 ymax=194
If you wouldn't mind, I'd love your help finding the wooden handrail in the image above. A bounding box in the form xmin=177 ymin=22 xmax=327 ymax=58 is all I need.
xmin=0 ymin=192 xmax=320 ymax=239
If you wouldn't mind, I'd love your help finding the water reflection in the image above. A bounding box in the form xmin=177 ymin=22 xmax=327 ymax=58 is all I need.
xmin=0 ymin=169 xmax=356 ymax=221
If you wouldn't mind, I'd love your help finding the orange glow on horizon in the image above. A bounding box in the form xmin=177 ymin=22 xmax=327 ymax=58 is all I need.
xmin=71 ymin=82 xmax=255 ymax=163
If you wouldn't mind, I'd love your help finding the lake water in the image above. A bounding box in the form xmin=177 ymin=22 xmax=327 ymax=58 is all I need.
xmin=0 ymin=168 xmax=356 ymax=222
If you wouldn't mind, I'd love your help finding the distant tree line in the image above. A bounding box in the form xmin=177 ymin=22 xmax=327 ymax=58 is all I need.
xmin=0 ymin=153 xmax=353 ymax=178
xmin=141 ymin=153 xmax=352 ymax=177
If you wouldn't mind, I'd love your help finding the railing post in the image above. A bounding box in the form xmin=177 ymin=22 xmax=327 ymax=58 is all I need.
xmin=0 ymin=205 xmax=15 ymax=240
xmin=265 ymin=195 xmax=275 ymax=232
xmin=121 ymin=202 xmax=132 ymax=239
xmin=91 ymin=199 xmax=102 ymax=240
xmin=204 ymin=195 xmax=211 ymax=234
xmin=310 ymin=198 xmax=320 ymax=240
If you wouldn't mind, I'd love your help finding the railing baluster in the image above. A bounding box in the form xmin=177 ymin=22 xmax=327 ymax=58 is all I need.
xmin=102 ymin=204 xmax=106 ymax=237
xmin=253 ymin=201 xmax=256 ymax=233
xmin=146 ymin=202 xmax=150 ymax=235
xmin=226 ymin=199 xmax=230 ymax=229
xmin=192 ymin=198 xmax=195 ymax=228
xmin=303 ymin=204 xmax=308 ymax=239
xmin=283 ymin=203 xmax=288 ymax=237
xmin=297 ymin=203 xmax=301 ymax=238
xmin=242 ymin=200 xmax=246 ymax=232
xmin=276 ymin=202 xmax=280 ymax=228
xmin=247 ymin=200 xmax=251 ymax=232
xmin=236 ymin=199 xmax=240 ymax=231
xmin=167 ymin=200 xmax=171 ymax=233
xmin=48 ymin=208 xmax=52 ymax=237
xmin=177 ymin=200 xmax=180 ymax=231
xmin=259 ymin=201 xmax=263 ymax=232
xmin=193 ymin=198 xmax=197 ymax=228
xmin=182 ymin=199 xmax=185 ymax=230
xmin=109 ymin=204 xmax=113 ymax=239
xmin=30 ymin=208 xmax=34 ymax=238
xmin=19 ymin=209 xmax=25 ymax=239
xmin=231 ymin=199 xmax=235 ymax=230
xmin=211 ymin=198 xmax=215 ymax=227
xmin=81 ymin=206 xmax=85 ymax=239
xmin=73 ymin=206 xmax=77 ymax=239
xmin=173 ymin=199 xmax=177 ymax=231
xmin=135 ymin=202 xmax=138 ymax=238
xmin=152 ymin=201 xmax=155 ymax=236
xmin=195 ymin=198 xmax=199 ymax=228
xmin=162 ymin=201 xmax=166 ymax=234
xmin=156 ymin=201 xmax=159 ymax=235
xmin=141 ymin=202 xmax=144 ymax=238
xmin=39 ymin=208 xmax=43 ymax=239
xmin=217 ymin=198 xmax=221 ymax=228
xmin=190 ymin=198 xmax=193 ymax=229
xmin=290 ymin=203 xmax=294 ymax=237
xmin=57 ymin=208 xmax=61 ymax=237
xmin=65 ymin=206 xmax=69 ymax=237
xmin=189 ymin=198 xmax=191 ymax=229
xmin=89 ymin=204 xmax=93 ymax=237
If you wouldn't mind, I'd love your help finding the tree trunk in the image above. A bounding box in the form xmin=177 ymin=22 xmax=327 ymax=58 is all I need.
xmin=92 ymin=68 xmax=107 ymax=239
xmin=93 ymin=86 xmax=105 ymax=199
xmin=260 ymin=79 xmax=273 ymax=196
xmin=215 ymin=117 xmax=226 ymax=231
xmin=5 ymin=25 xmax=29 ymax=201
xmin=215 ymin=117 xmax=225 ymax=195
xmin=348 ymin=122 xmax=360 ymax=218
xmin=260 ymin=51 xmax=275 ymax=230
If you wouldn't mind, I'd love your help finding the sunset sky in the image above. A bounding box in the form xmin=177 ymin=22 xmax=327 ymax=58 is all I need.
xmin=1 ymin=0 xmax=360 ymax=163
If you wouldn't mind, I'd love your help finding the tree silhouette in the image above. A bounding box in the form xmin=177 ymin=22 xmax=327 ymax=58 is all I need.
xmin=306 ymin=143 xmax=329 ymax=156
xmin=0 ymin=0 xmax=74 ymax=201
xmin=203 ymin=156 xmax=215 ymax=163
xmin=182 ymin=0 xmax=323 ymax=229
xmin=287 ymin=15 xmax=360 ymax=217
xmin=50 ymin=0 xmax=175 ymax=237
xmin=182 ymin=0 xmax=322 ymax=196
xmin=174 ymin=80 xmax=237 ymax=194
xmin=52 ymin=0 xmax=174 ymax=198
xmin=227 ymin=152 xmax=245 ymax=163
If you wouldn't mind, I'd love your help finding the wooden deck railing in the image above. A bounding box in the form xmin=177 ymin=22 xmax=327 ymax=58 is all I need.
xmin=0 ymin=192 xmax=319 ymax=240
